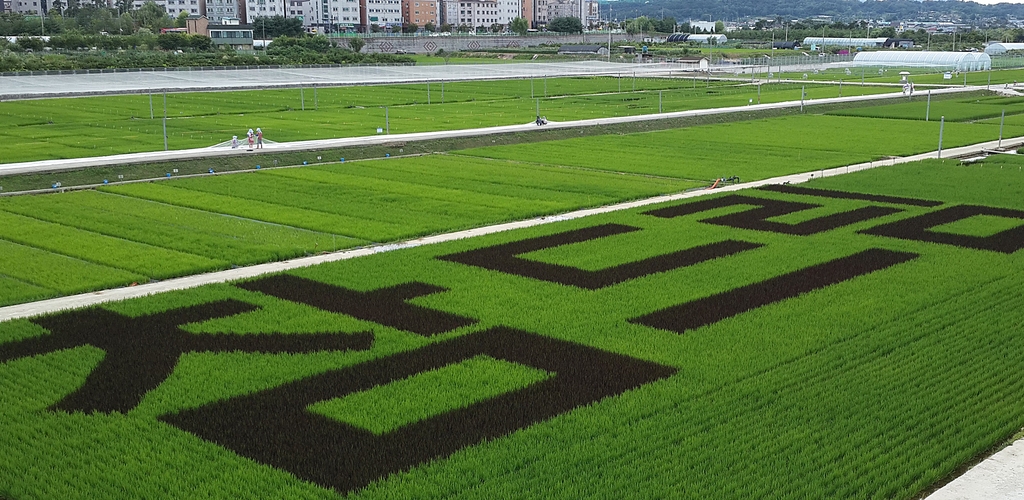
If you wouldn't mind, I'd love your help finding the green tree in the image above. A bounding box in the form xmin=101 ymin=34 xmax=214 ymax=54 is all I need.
xmin=714 ymin=20 xmax=724 ymax=33
xmin=547 ymin=16 xmax=582 ymax=34
xmin=253 ymin=16 xmax=304 ymax=38
xmin=402 ymin=22 xmax=418 ymax=33
xmin=650 ymin=16 xmax=675 ymax=33
xmin=625 ymin=16 xmax=653 ymax=35
xmin=135 ymin=1 xmax=170 ymax=33
xmin=116 ymin=11 xmax=135 ymax=34
xmin=348 ymin=36 xmax=364 ymax=52
xmin=174 ymin=10 xmax=188 ymax=28
xmin=439 ymin=22 xmax=452 ymax=32
xmin=510 ymin=16 xmax=528 ymax=35
xmin=424 ymin=21 xmax=435 ymax=32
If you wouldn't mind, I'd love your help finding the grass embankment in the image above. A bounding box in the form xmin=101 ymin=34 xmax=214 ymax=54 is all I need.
xmin=0 ymin=75 xmax=893 ymax=164
xmin=1 ymin=160 xmax=1022 ymax=498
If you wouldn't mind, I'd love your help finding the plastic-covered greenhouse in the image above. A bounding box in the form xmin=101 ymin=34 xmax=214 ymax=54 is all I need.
xmin=985 ymin=42 xmax=1024 ymax=55
xmin=690 ymin=34 xmax=728 ymax=44
xmin=851 ymin=51 xmax=991 ymax=71
xmin=802 ymin=37 xmax=888 ymax=48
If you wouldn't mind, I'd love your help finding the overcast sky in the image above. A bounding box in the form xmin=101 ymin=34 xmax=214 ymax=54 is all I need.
xmin=968 ymin=0 xmax=1024 ymax=4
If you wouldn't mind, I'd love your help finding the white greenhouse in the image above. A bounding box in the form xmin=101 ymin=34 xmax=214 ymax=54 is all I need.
xmin=850 ymin=51 xmax=991 ymax=71
xmin=984 ymin=42 xmax=1024 ymax=55
xmin=686 ymin=34 xmax=728 ymax=44
xmin=802 ymin=37 xmax=888 ymax=48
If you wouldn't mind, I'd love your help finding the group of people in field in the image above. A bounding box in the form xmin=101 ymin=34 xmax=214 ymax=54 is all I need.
xmin=230 ymin=128 xmax=263 ymax=149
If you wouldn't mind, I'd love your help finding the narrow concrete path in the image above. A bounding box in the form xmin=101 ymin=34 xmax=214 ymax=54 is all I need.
xmin=0 ymin=85 xmax=977 ymax=177
xmin=926 ymin=439 xmax=1024 ymax=500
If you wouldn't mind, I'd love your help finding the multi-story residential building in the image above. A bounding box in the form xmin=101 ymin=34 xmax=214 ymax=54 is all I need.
xmin=305 ymin=0 xmax=360 ymax=32
xmin=452 ymin=0 xmax=518 ymax=29
xmin=365 ymin=0 xmax=402 ymax=29
xmin=205 ymin=0 xmax=237 ymax=23
xmin=401 ymin=0 xmax=436 ymax=28
xmin=283 ymin=0 xmax=310 ymax=24
xmin=243 ymin=0 xmax=285 ymax=24
xmin=11 ymin=0 xmax=62 ymax=15
xmin=133 ymin=0 xmax=202 ymax=19
xmin=529 ymin=0 xmax=593 ymax=28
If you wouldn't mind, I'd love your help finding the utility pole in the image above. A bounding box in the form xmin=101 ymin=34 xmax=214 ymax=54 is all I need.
xmin=937 ymin=116 xmax=945 ymax=159
xmin=1000 ymin=109 xmax=1005 ymax=148
xmin=163 ymin=92 xmax=168 ymax=151
xmin=926 ymin=90 xmax=931 ymax=121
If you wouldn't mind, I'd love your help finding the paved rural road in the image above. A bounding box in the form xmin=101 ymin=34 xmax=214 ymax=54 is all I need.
xmin=0 ymin=84 xmax=976 ymax=177
xmin=0 ymin=61 xmax=700 ymax=99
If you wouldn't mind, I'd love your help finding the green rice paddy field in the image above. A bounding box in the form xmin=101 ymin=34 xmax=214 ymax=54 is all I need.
xmin=0 ymin=76 xmax=894 ymax=164
xmin=1 ymin=157 xmax=1022 ymax=499
xmin=2 ymin=108 xmax=1023 ymax=308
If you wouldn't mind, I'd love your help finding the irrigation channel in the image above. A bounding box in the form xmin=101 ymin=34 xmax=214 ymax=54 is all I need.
xmin=0 ymin=84 xmax=977 ymax=178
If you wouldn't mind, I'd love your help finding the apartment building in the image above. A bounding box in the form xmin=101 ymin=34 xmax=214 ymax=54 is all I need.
xmin=532 ymin=0 xmax=598 ymax=27
xmin=206 ymin=0 xmax=238 ymax=22
xmin=10 ymin=0 xmax=44 ymax=14
xmin=365 ymin=0 xmax=402 ymax=28
xmin=243 ymin=0 xmax=285 ymax=23
xmin=401 ymin=0 xmax=436 ymax=28
xmin=133 ymin=0 xmax=202 ymax=19
xmin=450 ymin=0 xmax=519 ymax=29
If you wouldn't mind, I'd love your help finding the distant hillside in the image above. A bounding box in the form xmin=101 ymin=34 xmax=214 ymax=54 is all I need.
xmin=601 ymin=0 xmax=1024 ymax=23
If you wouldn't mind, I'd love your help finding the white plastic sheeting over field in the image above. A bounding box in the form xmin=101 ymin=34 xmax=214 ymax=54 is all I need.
xmin=0 ymin=61 xmax=694 ymax=99
xmin=802 ymin=37 xmax=889 ymax=48
xmin=851 ymin=51 xmax=991 ymax=71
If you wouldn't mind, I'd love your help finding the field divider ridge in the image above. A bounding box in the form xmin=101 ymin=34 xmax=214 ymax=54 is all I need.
xmin=1 ymin=131 xmax=1017 ymax=323
xmin=0 ymin=86 xmax=981 ymax=178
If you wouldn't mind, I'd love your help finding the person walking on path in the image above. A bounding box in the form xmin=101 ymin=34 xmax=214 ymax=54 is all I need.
xmin=247 ymin=128 xmax=254 ymax=150
xmin=256 ymin=128 xmax=263 ymax=149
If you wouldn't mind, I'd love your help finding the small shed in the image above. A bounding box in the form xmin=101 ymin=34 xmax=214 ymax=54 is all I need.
xmin=557 ymin=45 xmax=609 ymax=56
xmin=675 ymin=56 xmax=710 ymax=71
